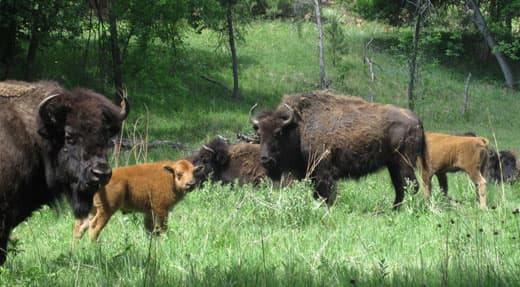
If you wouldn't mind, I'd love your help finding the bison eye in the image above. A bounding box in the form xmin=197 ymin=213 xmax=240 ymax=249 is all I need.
xmin=176 ymin=172 xmax=184 ymax=180
xmin=65 ymin=135 xmax=77 ymax=145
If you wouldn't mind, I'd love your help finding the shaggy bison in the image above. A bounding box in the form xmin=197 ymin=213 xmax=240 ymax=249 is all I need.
xmin=422 ymin=132 xmax=489 ymax=208
xmin=487 ymin=150 xmax=519 ymax=183
xmin=189 ymin=137 xmax=283 ymax=186
xmin=73 ymin=160 xmax=202 ymax=242
xmin=250 ymin=91 xmax=427 ymax=207
xmin=0 ymin=80 xmax=128 ymax=264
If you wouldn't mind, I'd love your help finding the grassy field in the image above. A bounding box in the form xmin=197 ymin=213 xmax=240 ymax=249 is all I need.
xmin=2 ymin=14 xmax=520 ymax=286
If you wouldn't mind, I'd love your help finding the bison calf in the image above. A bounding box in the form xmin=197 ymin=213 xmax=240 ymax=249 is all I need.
xmin=422 ymin=132 xmax=489 ymax=208
xmin=73 ymin=160 xmax=202 ymax=242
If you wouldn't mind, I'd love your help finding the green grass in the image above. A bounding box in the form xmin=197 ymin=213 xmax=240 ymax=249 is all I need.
xmin=2 ymin=14 xmax=520 ymax=286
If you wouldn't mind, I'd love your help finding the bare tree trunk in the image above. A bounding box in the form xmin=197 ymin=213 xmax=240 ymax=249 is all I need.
xmin=0 ymin=2 xmax=18 ymax=79
xmin=462 ymin=73 xmax=472 ymax=116
xmin=313 ymin=0 xmax=327 ymax=89
xmin=25 ymin=30 xmax=39 ymax=82
xmin=466 ymin=0 xmax=515 ymax=89
xmin=226 ymin=1 xmax=240 ymax=100
xmin=108 ymin=0 xmax=124 ymax=99
xmin=408 ymin=0 xmax=423 ymax=111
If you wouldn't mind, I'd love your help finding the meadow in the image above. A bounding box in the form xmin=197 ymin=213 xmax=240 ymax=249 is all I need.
xmin=1 ymin=14 xmax=520 ymax=286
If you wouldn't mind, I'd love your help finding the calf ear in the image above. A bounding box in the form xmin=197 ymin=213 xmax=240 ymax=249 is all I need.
xmin=163 ymin=165 xmax=176 ymax=175
xmin=37 ymin=94 xmax=70 ymax=139
xmin=214 ymin=149 xmax=230 ymax=167
xmin=194 ymin=165 xmax=204 ymax=173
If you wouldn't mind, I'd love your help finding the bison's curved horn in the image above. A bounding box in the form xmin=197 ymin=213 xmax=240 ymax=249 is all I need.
xmin=118 ymin=96 xmax=129 ymax=121
xmin=38 ymin=94 xmax=61 ymax=124
xmin=202 ymin=145 xmax=215 ymax=153
xmin=249 ymin=103 xmax=259 ymax=127
xmin=282 ymin=103 xmax=294 ymax=127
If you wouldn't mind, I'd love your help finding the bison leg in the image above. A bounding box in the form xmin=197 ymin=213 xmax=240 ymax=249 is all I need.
xmin=0 ymin=228 xmax=9 ymax=265
xmin=388 ymin=163 xmax=418 ymax=209
xmin=312 ymin=172 xmax=337 ymax=205
xmin=436 ymin=172 xmax=449 ymax=196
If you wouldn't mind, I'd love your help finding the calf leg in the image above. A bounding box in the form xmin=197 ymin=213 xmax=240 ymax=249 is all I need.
xmin=72 ymin=215 xmax=92 ymax=246
xmin=467 ymin=170 xmax=487 ymax=208
xmin=88 ymin=210 xmax=113 ymax=241
xmin=436 ymin=172 xmax=449 ymax=196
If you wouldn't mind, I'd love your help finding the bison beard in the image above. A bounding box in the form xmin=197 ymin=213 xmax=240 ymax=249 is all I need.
xmin=251 ymin=91 xmax=427 ymax=207
xmin=0 ymin=80 xmax=128 ymax=265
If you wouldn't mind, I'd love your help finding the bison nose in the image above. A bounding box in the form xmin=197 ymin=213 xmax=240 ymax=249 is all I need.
xmin=260 ymin=156 xmax=275 ymax=166
xmin=185 ymin=181 xmax=196 ymax=191
xmin=90 ymin=168 xmax=112 ymax=185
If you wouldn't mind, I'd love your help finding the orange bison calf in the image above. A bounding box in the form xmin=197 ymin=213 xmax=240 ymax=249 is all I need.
xmin=422 ymin=132 xmax=489 ymax=208
xmin=73 ymin=160 xmax=202 ymax=242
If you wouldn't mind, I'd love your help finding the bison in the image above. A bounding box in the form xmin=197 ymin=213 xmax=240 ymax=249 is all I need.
xmin=73 ymin=160 xmax=202 ymax=242
xmin=486 ymin=150 xmax=519 ymax=183
xmin=188 ymin=137 xmax=284 ymax=186
xmin=250 ymin=91 xmax=427 ymax=207
xmin=421 ymin=132 xmax=489 ymax=208
xmin=0 ymin=80 xmax=128 ymax=264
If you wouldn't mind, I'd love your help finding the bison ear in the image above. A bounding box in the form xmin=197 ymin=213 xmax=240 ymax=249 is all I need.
xmin=37 ymin=94 xmax=70 ymax=139
xmin=163 ymin=165 xmax=176 ymax=175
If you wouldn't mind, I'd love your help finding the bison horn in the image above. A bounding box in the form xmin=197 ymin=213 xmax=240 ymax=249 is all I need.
xmin=249 ymin=103 xmax=259 ymax=127
xmin=118 ymin=93 xmax=130 ymax=121
xmin=202 ymin=145 xmax=215 ymax=153
xmin=38 ymin=94 xmax=61 ymax=124
xmin=282 ymin=103 xmax=294 ymax=127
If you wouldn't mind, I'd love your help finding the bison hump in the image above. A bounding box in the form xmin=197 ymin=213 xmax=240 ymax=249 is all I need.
xmin=0 ymin=81 xmax=38 ymax=98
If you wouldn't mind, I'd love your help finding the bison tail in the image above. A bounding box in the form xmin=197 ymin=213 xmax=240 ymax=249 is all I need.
xmin=417 ymin=124 xmax=429 ymax=173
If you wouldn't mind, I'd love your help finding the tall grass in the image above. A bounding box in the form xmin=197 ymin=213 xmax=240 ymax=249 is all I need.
xmin=1 ymin=14 xmax=520 ymax=286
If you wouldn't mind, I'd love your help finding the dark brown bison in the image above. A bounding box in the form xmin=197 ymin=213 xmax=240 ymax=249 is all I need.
xmin=250 ymin=91 xmax=427 ymax=207
xmin=487 ymin=150 xmax=519 ymax=183
xmin=188 ymin=137 xmax=281 ymax=186
xmin=0 ymin=80 xmax=128 ymax=264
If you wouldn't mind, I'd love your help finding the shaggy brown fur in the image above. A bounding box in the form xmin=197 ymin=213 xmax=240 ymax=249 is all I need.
xmin=0 ymin=80 xmax=127 ymax=264
xmin=421 ymin=132 xmax=489 ymax=208
xmin=251 ymin=91 xmax=427 ymax=207
xmin=73 ymin=160 xmax=202 ymax=242
xmin=189 ymin=137 xmax=292 ymax=186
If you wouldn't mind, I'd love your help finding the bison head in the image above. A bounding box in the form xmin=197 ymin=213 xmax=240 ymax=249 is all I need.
xmin=190 ymin=137 xmax=230 ymax=184
xmin=37 ymin=88 xmax=128 ymax=218
xmin=249 ymin=103 xmax=301 ymax=174
xmin=489 ymin=150 xmax=519 ymax=183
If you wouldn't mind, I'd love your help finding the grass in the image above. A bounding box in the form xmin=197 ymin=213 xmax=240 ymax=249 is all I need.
xmin=2 ymin=12 xmax=520 ymax=286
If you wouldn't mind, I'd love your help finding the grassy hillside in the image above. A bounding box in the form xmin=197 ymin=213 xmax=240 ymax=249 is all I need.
xmin=2 ymin=15 xmax=520 ymax=286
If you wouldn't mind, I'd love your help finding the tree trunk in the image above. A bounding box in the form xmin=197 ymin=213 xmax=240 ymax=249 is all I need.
xmin=0 ymin=2 xmax=18 ymax=79
xmin=408 ymin=0 xmax=422 ymax=111
xmin=25 ymin=30 xmax=39 ymax=82
xmin=314 ymin=0 xmax=327 ymax=89
xmin=466 ymin=0 xmax=515 ymax=89
xmin=226 ymin=1 xmax=240 ymax=100
xmin=108 ymin=0 xmax=124 ymax=99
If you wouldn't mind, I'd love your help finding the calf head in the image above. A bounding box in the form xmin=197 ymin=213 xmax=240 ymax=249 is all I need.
xmin=37 ymin=88 xmax=128 ymax=218
xmin=190 ymin=138 xmax=230 ymax=183
xmin=163 ymin=160 xmax=203 ymax=193
xmin=249 ymin=104 xmax=301 ymax=172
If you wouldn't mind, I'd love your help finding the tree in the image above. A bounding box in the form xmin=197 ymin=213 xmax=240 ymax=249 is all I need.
xmin=223 ymin=0 xmax=241 ymax=100
xmin=107 ymin=0 xmax=124 ymax=98
xmin=313 ymin=0 xmax=327 ymax=89
xmin=466 ymin=0 xmax=515 ymax=89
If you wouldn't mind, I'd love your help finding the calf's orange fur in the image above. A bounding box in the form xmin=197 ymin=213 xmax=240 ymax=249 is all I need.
xmin=421 ymin=132 xmax=489 ymax=208
xmin=73 ymin=160 xmax=202 ymax=243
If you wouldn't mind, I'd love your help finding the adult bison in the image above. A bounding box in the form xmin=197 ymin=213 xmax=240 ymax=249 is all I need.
xmin=0 ymin=80 xmax=128 ymax=264
xmin=250 ymin=91 xmax=427 ymax=207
